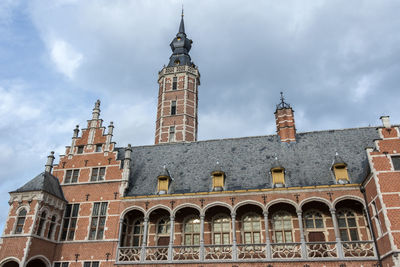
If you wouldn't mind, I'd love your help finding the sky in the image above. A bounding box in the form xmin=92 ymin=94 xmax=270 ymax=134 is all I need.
xmin=0 ymin=0 xmax=400 ymax=233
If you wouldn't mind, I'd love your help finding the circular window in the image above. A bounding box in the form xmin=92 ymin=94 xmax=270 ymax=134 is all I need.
xmin=174 ymin=60 xmax=180 ymax=65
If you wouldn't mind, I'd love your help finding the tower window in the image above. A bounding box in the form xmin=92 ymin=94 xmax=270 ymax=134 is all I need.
xmin=95 ymin=144 xmax=102 ymax=152
xmin=174 ymin=60 xmax=180 ymax=66
xmin=15 ymin=208 xmax=27 ymax=234
xmin=392 ymin=156 xmax=400 ymax=170
xmin=36 ymin=211 xmax=47 ymax=236
xmin=169 ymin=126 xmax=175 ymax=142
xmin=172 ymin=77 xmax=177 ymax=90
xmin=171 ymin=101 xmax=177 ymax=115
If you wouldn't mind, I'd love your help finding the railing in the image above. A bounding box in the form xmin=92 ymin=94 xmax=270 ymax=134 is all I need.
xmin=271 ymin=242 xmax=302 ymax=258
xmin=306 ymin=242 xmax=337 ymax=258
xmin=172 ymin=245 xmax=200 ymax=260
xmin=117 ymin=241 xmax=377 ymax=263
xmin=144 ymin=246 xmax=169 ymax=261
xmin=342 ymin=241 xmax=375 ymax=258
xmin=204 ymin=244 xmax=232 ymax=260
xmin=118 ymin=247 xmax=141 ymax=262
xmin=237 ymin=244 xmax=266 ymax=259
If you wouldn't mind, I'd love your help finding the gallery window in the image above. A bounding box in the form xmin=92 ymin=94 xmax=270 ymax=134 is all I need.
xmin=242 ymin=214 xmax=262 ymax=244
xmin=184 ymin=217 xmax=200 ymax=245
xmin=213 ymin=215 xmax=230 ymax=244
xmin=337 ymin=209 xmax=359 ymax=241
xmin=272 ymin=212 xmax=293 ymax=243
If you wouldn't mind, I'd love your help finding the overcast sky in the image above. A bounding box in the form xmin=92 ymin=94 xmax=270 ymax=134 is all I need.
xmin=0 ymin=0 xmax=399 ymax=232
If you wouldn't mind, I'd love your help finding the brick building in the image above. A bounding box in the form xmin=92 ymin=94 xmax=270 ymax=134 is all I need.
xmin=1 ymin=14 xmax=400 ymax=267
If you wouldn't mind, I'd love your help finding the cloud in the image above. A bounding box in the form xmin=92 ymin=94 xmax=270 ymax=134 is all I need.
xmin=50 ymin=39 xmax=83 ymax=79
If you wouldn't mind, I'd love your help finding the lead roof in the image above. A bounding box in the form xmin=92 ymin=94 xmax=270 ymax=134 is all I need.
xmin=123 ymin=127 xmax=379 ymax=196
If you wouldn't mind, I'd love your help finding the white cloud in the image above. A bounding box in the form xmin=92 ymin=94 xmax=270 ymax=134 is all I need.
xmin=50 ymin=39 xmax=83 ymax=79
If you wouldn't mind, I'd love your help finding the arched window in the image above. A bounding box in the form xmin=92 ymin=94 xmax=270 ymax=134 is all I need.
xmin=272 ymin=212 xmax=293 ymax=243
xmin=337 ymin=209 xmax=359 ymax=241
xmin=15 ymin=209 xmax=27 ymax=234
xmin=242 ymin=214 xmax=262 ymax=244
xmin=47 ymin=215 xmax=56 ymax=239
xmin=36 ymin=211 xmax=47 ymax=236
xmin=213 ymin=215 xmax=230 ymax=245
xmin=304 ymin=211 xmax=324 ymax=229
xmin=304 ymin=210 xmax=325 ymax=242
xmin=183 ymin=217 xmax=200 ymax=245
xmin=121 ymin=218 xmax=144 ymax=247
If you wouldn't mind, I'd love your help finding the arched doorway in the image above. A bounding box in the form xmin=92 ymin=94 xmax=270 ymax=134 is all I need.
xmin=27 ymin=258 xmax=47 ymax=267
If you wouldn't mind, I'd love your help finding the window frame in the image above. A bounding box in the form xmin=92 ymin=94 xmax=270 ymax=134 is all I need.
xmin=60 ymin=203 xmax=79 ymax=241
xmin=14 ymin=208 xmax=27 ymax=234
xmin=183 ymin=216 xmax=200 ymax=246
xmin=172 ymin=77 xmax=177 ymax=90
xmin=36 ymin=211 xmax=47 ymax=236
xmin=271 ymin=211 xmax=293 ymax=243
xmin=47 ymin=215 xmax=57 ymax=239
xmin=90 ymin=167 xmax=106 ymax=182
xmin=169 ymin=126 xmax=175 ymax=142
xmin=89 ymin=202 xmax=108 ymax=240
xmin=64 ymin=169 xmax=79 ymax=184
xmin=121 ymin=217 xmax=144 ymax=247
xmin=241 ymin=213 xmax=262 ymax=244
xmin=212 ymin=214 xmax=231 ymax=245
xmin=76 ymin=146 xmax=84 ymax=154
xmin=95 ymin=144 xmax=102 ymax=152
xmin=337 ymin=209 xmax=360 ymax=241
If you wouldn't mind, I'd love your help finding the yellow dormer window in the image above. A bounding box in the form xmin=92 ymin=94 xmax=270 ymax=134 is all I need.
xmin=212 ymin=171 xmax=225 ymax=191
xmin=271 ymin=167 xmax=285 ymax=187
xmin=333 ymin=164 xmax=349 ymax=183
xmin=157 ymin=175 xmax=170 ymax=194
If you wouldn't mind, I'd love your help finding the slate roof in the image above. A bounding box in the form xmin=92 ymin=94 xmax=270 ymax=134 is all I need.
xmin=11 ymin=172 xmax=66 ymax=201
xmin=124 ymin=127 xmax=379 ymax=197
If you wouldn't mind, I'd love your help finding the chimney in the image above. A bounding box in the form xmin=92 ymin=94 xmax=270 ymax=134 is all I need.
xmin=275 ymin=92 xmax=296 ymax=143
xmin=380 ymin=116 xmax=391 ymax=128
xmin=45 ymin=151 xmax=55 ymax=173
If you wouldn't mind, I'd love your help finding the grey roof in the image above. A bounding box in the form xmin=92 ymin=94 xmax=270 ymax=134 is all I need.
xmin=11 ymin=172 xmax=66 ymax=200
xmin=124 ymin=127 xmax=379 ymax=197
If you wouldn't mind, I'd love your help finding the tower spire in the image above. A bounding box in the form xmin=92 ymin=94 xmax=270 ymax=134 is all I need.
xmin=179 ymin=6 xmax=185 ymax=33
xmin=168 ymin=10 xmax=192 ymax=67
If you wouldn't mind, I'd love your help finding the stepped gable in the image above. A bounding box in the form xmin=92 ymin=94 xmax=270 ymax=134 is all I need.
xmin=11 ymin=171 xmax=66 ymax=200
xmin=124 ymin=126 xmax=379 ymax=196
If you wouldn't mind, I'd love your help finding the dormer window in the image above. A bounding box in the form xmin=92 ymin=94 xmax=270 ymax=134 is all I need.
xmin=157 ymin=175 xmax=170 ymax=194
xmin=271 ymin=167 xmax=285 ymax=187
xmin=332 ymin=163 xmax=349 ymax=184
xmin=212 ymin=171 xmax=225 ymax=191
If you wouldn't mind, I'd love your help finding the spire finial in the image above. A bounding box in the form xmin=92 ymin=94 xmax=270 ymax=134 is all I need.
xmin=92 ymin=99 xmax=101 ymax=120
xmin=276 ymin=91 xmax=291 ymax=110
xmin=280 ymin=92 xmax=285 ymax=104
xmin=181 ymin=4 xmax=184 ymax=17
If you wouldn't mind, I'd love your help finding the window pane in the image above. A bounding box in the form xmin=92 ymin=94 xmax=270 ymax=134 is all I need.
xmin=133 ymin=236 xmax=140 ymax=246
xmin=91 ymin=168 xmax=98 ymax=181
xmin=70 ymin=218 xmax=77 ymax=228
xmin=350 ymin=229 xmax=359 ymax=241
xmin=89 ymin=230 xmax=96 ymax=240
xmin=244 ymin=222 xmax=251 ymax=231
xmin=65 ymin=170 xmax=72 ymax=183
xmin=223 ymin=233 xmax=229 ymax=244
xmin=275 ymin=232 xmax=283 ymax=243
xmin=347 ymin=218 xmax=357 ymax=227
xmin=193 ymin=222 xmax=200 ymax=232
xmin=253 ymin=221 xmax=261 ymax=231
xmin=72 ymin=170 xmax=79 ymax=183
xmin=72 ymin=204 xmax=79 ymax=217
xmin=305 ymin=219 xmax=314 ymax=228
xmin=83 ymin=263 xmax=90 ymax=267
xmin=214 ymin=234 xmax=221 ymax=244
xmin=65 ymin=204 xmax=72 ymax=217
xmin=97 ymin=229 xmax=104 ymax=239
xmin=338 ymin=218 xmax=346 ymax=228
xmin=55 ymin=263 xmax=61 ymax=267
xmin=62 ymin=263 xmax=69 ymax=267
xmin=340 ymin=230 xmax=348 ymax=241
xmin=315 ymin=219 xmax=324 ymax=228
xmin=283 ymin=219 xmax=291 ymax=229
xmin=254 ymin=233 xmax=261 ymax=243
xmin=285 ymin=231 xmax=292 ymax=242
xmin=92 ymin=262 xmax=99 ymax=267
xmin=134 ymin=225 xmax=141 ymax=234
xmin=222 ymin=222 xmax=230 ymax=231
xmin=193 ymin=234 xmax=200 ymax=245
xmin=245 ymin=232 xmax=251 ymax=243
xmin=273 ymin=220 xmax=282 ymax=229
xmin=68 ymin=230 xmax=74 ymax=240
xmin=185 ymin=234 xmax=191 ymax=245
xmin=93 ymin=203 xmax=100 ymax=216
xmin=99 ymin=167 xmax=105 ymax=180
xmin=214 ymin=223 xmax=221 ymax=231
xmin=100 ymin=202 xmax=107 ymax=215
xmin=99 ymin=217 xmax=106 ymax=227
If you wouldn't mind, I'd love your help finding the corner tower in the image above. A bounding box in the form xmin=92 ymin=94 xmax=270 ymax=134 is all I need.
xmin=155 ymin=12 xmax=200 ymax=144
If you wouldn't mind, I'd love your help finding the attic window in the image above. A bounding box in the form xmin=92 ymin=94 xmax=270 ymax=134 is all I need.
xmin=392 ymin=156 xmax=400 ymax=170
xmin=332 ymin=163 xmax=349 ymax=184
xmin=212 ymin=171 xmax=225 ymax=191
xmin=77 ymin=146 xmax=84 ymax=154
xmin=271 ymin=167 xmax=285 ymax=187
xmin=158 ymin=176 xmax=170 ymax=194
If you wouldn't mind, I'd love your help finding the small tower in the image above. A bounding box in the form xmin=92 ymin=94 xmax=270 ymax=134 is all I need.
xmin=155 ymin=11 xmax=200 ymax=144
xmin=275 ymin=92 xmax=296 ymax=143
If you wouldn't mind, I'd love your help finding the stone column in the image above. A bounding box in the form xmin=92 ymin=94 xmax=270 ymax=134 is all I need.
xmin=140 ymin=217 xmax=149 ymax=262
xmin=231 ymin=212 xmax=237 ymax=260
xmin=116 ymin=218 xmax=124 ymax=261
xmin=297 ymin=211 xmax=307 ymax=259
xmin=330 ymin=208 xmax=344 ymax=259
xmin=168 ymin=216 xmax=175 ymax=261
xmin=200 ymin=215 xmax=205 ymax=261
xmin=263 ymin=211 xmax=271 ymax=259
